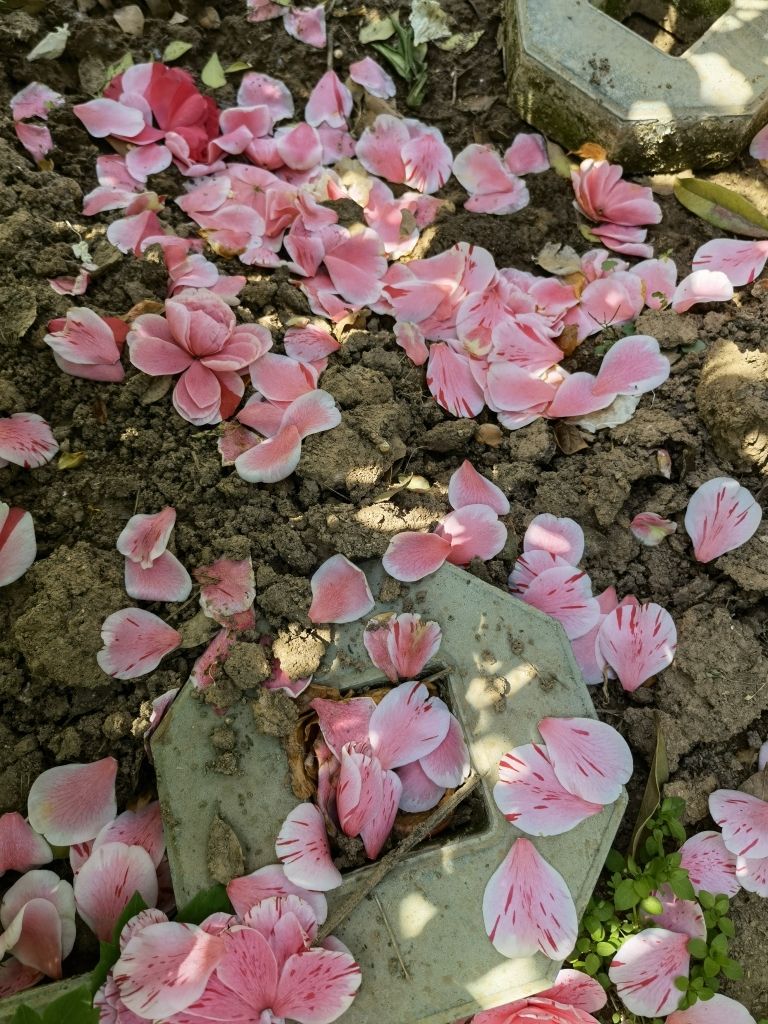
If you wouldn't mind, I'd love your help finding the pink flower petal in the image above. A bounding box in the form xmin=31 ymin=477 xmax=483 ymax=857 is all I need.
xmin=10 ymin=82 xmax=64 ymax=122
xmin=250 ymin=352 xmax=317 ymax=402
xmin=276 ymin=121 xmax=323 ymax=170
xmin=368 ymin=680 xmax=451 ymax=770
xmin=118 ymin=908 xmax=169 ymax=951
xmin=1 ymin=869 xmax=75 ymax=957
xmin=274 ymin=947 xmax=362 ymax=1024
xmin=0 ymin=503 xmax=36 ymax=586
xmin=337 ymin=746 xmax=383 ymax=837
xmin=305 ymin=70 xmax=352 ymax=129
xmin=363 ymin=612 xmax=442 ymax=683
xmin=0 ymin=413 xmax=58 ymax=469
xmin=693 ymin=237 xmax=768 ymax=287
xmin=671 ymin=269 xmax=734 ymax=312
xmin=437 ymin=504 xmax=508 ymax=565
xmin=234 ymin=424 xmax=303 ymax=483
xmin=0 ymin=957 xmax=43 ymax=998
xmin=355 ymin=114 xmax=409 ymax=183
xmin=115 ymin=921 xmax=225 ymax=1019
xmin=275 ymin=802 xmax=342 ymax=891
xmin=597 ymin=601 xmax=677 ymax=692
xmin=227 ymin=864 xmax=328 ymax=924
xmin=453 ymin=144 xmax=521 ymax=198
xmin=283 ymin=4 xmax=327 ymax=48
xmin=237 ymin=72 xmax=294 ymax=121
xmin=543 ymin=969 xmax=608 ymax=1013
xmin=117 ymin=506 xmax=176 ymax=568
xmin=523 ymin=513 xmax=584 ymax=564
xmin=679 ymin=830 xmax=739 ymax=897
xmin=709 ymin=789 xmax=768 ymax=858
xmin=448 ymin=460 xmax=510 ymax=514
xmin=283 ymin=323 xmax=340 ymax=363
xmin=572 ymin=159 xmax=661 ymax=226
xmin=537 ymin=716 xmax=633 ymax=805
xmin=14 ymin=122 xmax=53 ymax=163
xmin=642 ymin=884 xmax=706 ymax=940
xmin=512 ymin=549 xmax=572 ymax=595
xmin=0 ymin=813 xmax=51 ymax=876
xmin=74 ymin=841 xmax=158 ymax=941
xmin=382 ymin=531 xmax=452 ymax=582
xmin=308 ymin=554 xmax=374 ymax=624
xmin=190 ymin=628 xmax=233 ymax=691
xmin=396 ymin=759 xmax=445 ymax=812
xmin=736 ymin=854 xmax=768 ymax=897
xmin=608 ymin=928 xmax=690 ymax=1017
xmin=45 ymin=307 xmax=126 ymax=372
xmin=282 ymin=389 xmax=341 ymax=440
xmin=218 ymin=422 xmax=259 ymax=465
xmin=393 ymin=321 xmax=429 ymax=365
xmin=73 ymin=98 xmax=146 ymax=139
xmin=630 ymin=511 xmax=677 ymax=546
xmin=125 ymin=143 xmax=172 ymax=182
xmin=124 ymin=550 xmax=192 ymax=603
xmin=469 ymin=998 xmax=599 ymax=1024
xmin=504 ymin=133 xmax=549 ymax=175
xmin=27 ymin=758 xmax=117 ymax=846
xmin=1 ymin=898 xmax=64 ymax=979
xmin=546 ymin=372 xmax=615 ymax=419
xmin=359 ymin=767 xmax=402 ymax=859
xmin=310 ymin=696 xmax=376 ymax=759
xmin=751 ymin=122 xmax=768 ymax=159
xmin=668 ymin=994 xmax=758 ymax=1024
xmin=402 ymin=124 xmax=452 ymax=194
xmin=323 ymin=228 xmax=386 ymax=307
xmin=684 ymin=476 xmax=762 ymax=563
xmin=349 ymin=57 xmax=396 ymax=99
xmin=521 ymin=566 xmax=600 ymax=640
xmin=493 ymin=743 xmax=603 ymax=836
xmin=426 ymin=343 xmax=486 ymax=418
xmin=97 ymin=608 xmax=182 ymax=680
xmin=93 ymin=801 xmax=165 ymax=868
xmin=632 ymin=256 xmax=678 ymax=308
xmin=420 ymin=712 xmax=470 ymax=788
xmin=246 ymin=0 xmax=283 ymax=21
xmin=485 ymin=363 xmax=557 ymax=413
xmin=590 ymin=221 xmax=653 ymax=258
xmin=592 ymin=334 xmax=670 ymax=397
xmin=483 ymin=837 xmax=577 ymax=959
xmin=195 ymin=557 xmax=255 ymax=624
xmin=48 ymin=272 xmax=91 ymax=296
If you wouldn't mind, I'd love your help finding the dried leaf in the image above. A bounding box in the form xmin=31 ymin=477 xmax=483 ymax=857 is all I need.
xmin=410 ymin=0 xmax=452 ymax=44
xmin=371 ymin=473 xmax=431 ymax=503
xmin=140 ymin=375 xmax=173 ymax=405
xmin=553 ymin=423 xmax=588 ymax=454
xmin=201 ymin=52 xmax=226 ymax=89
xmin=674 ymin=177 xmax=768 ymax=239
xmin=656 ymin=448 xmax=672 ymax=479
xmin=435 ymin=29 xmax=482 ymax=53
xmin=475 ymin=423 xmax=503 ymax=447
xmin=536 ymin=242 xmax=581 ymax=276
xmin=546 ymin=140 xmax=573 ymax=179
xmin=455 ymin=95 xmax=497 ymax=114
xmin=124 ymin=299 xmax=164 ymax=321
xmin=113 ymin=5 xmax=144 ymax=34
xmin=163 ymin=40 xmax=193 ymax=61
xmin=58 ymin=451 xmax=86 ymax=470
xmin=630 ymin=718 xmax=668 ymax=859
xmin=27 ymin=24 xmax=69 ymax=60
xmin=556 ymin=323 xmax=582 ymax=357
xmin=359 ymin=12 xmax=394 ymax=43
xmin=573 ymin=394 xmax=640 ymax=433
xmin=169 ymin=11 xmax=188 ymax=23
xmin=104 ymin=52 xmax=134 ymax=86
xmin=573 ymin=141 xmax=607 ymax=161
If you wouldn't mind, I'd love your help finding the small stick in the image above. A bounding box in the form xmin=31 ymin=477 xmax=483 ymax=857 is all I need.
xmin=374 ymin=894 xmax=411 ymax=980
xmin=318 ymin=770 xmax=481 ymax=940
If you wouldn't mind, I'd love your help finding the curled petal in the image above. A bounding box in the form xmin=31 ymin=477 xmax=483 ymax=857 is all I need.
xmin=736 ymin=854 xmax=768 ymax=897
xmin=396 ymin=760 xmax=445 ymax=813
xmin=116 ymin=507 xmax=175 ymax=568
xmin=27 ymin=758 xmax=117 ymax=846
xmin=693 ymin=237 xmax=768 ymax=287
xmin=543 ymin=968 xmax=607 ymax=1013
xmin=359 ymin=767 xmax=401 ymax=859
xmin=235 ymin=424 xmax=303 ymax=483
xmin=684 ymin=476 xmax=762 ymax=563
xmin=308 ymin=554 xmax=374 ymax=624
xmin=0 ymin=957 xmax=43 ymax=998
xmin=671 ymin=269 xmax=733 ymax=313
xmin=311 ymin=696 xmax=375 ymax=759
xmin=630 ymin=512 xmax=677 ymax=546
xmin=0 ymin=813 xmax=51 ymax=877
xmin=195 ymin=557 xmax=255 ymax=624
xmin=275 ymin=803 xmax=342 ymax=891
xmin=420 ymin=713 xmax=470 ymax=789
xmin=283 ymin=4 xmax=326 ymax=47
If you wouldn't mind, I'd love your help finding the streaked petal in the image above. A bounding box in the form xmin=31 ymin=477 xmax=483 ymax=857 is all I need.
xmin=537 ymin=716 xmax=633 ymax=805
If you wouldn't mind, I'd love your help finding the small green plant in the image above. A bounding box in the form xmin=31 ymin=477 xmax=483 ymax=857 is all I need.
xmin=568 ymin=797 xmax=742 ymax=1023
xmin=371 ymin=13 xmax=428 ymax=108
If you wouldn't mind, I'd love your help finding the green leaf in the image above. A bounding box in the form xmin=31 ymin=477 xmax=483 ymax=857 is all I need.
xmin=359 ymin=13 xmax=395 ymax=42
xmin=710 ymin=932 xmax=728 ymax=960
xmin=10 ymin=1008 xmax=42 ymax=1024
xmin=163 ymin=40 xmax=193 ymax=61
xmin=674 ymin=177 xmax=768 ymax=239
xmin=718 ymin=917 xmax=735 ymax=937
xmin=640 ymin=896 xmax=664 ymax=916
xmin=698 ymin=891 xmax=716 ymax=910
xmin=688 ymin=938 xmax=708 ymax=959
xmin=668 ymin=876 xmax=696 ymax=902
xmin=90 ymin=891 xmax=148 ymax=993
xmin=614 ymin=878 xmax=640 ymax=911
xmin=42 ymin=986 xmax=99 ymax=1024
xmin=176 ymin=883 xmax=233 ymax=924
xmin=633 ymin=877 xmax=652 ymax=899
xmin=721 ymin=959 xmax=743 ymax=980
xmin=223 ymin=61 xmax=252 ymax=73
xmin=630 ymin=717 xmax=669 ymax=859
xmin=595 ymin=941 xmax=616 ymax=957
xmin=703 ymin=957 xmax=720 ymax=978
xmin=714 ymin=897 xmax=730 ymax=916
xmin=201 ymin=52 xmax=226 ymax=89
xmin=674 ymin=975 xmax=690 ymax=991
xmin=584 ymin=952 xmax=601 ymax=976
xmin=103 ymin=52 xmax=133 ymax=90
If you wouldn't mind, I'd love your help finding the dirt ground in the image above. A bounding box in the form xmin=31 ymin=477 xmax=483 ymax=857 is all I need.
xmin=1 ymin=0 xmax=768 ymax=1016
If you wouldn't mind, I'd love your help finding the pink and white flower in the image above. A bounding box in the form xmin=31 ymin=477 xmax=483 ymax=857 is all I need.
xmin=362 ymin=613 xmax=442 ymax=683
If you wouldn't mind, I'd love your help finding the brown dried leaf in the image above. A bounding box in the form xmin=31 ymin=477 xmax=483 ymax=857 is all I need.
xmin=573 ymin=141 xmax=608 ymax=162
xmin=556 ymin=323 xmax=582 ymax=357
xmin=456 ymin=95 xmax=497 ymax=114
xmin=113 ymin=4 xmax=144 ymax=34
xmin=553 ymin=423 xmax=588 ymax=455
xmin=207 ymin=814 xmax=244 ymax=885
xmin=124 ymin=299 xmax=164 ymax=321
xmin=140 ymin=375 xmax=173 ymax=406
xmin=475 ymin=423 xmax=503 ymax=447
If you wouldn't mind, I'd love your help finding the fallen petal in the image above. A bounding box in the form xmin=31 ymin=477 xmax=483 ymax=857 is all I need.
xmin=597 ymin=601 xmax=676 ymax=692
xmin=684 ymin=476 xmax=762 ymax=563
xmin=308 ymin=554 xmax=374 ymax=624
xmin=74 ymin=841 xmax=158 ymax=941
xmin=608 ymin=927 xmax=690 ymax=1018
xmin=275 ymin=802 xmax=342 ymax=891
xmin=537 ymin=716 xmax=633 ymax=805
xmin=27 ymin=758 xmax=117 ymax=846
xmin=97 ymin=608 xmax=182 ymax=680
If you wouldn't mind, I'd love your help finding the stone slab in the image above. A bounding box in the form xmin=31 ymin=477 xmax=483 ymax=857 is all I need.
xmin=503 ymin=0 xmax=768 ymax=171
xmin=153 ymin=561 xmax=626 ymax=1023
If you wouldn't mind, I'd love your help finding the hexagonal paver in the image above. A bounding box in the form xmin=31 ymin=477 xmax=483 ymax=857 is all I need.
xmin=502 ymin=0 xmax=768 ymax=171
xmin=153 ymin=561 xmax=626 ymax=1023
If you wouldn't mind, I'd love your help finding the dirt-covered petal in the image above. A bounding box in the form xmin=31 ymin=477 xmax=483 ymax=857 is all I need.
xmin=521 ymin=566 xmax=600 ymax=640
xmin=311 ymin=696 xmax=375 ymax=759
xmin=27 ymin=758 xmax=117 ymax=846
xmin=679 ymin=830 xmax=739 ymax=897
xmin=537 ymin=716 xmax=632 ymax=805
xmin=597 ymin=601 xmax=677 ymax=692
xmin=115 ymin=921 xmax=225 ymax=1019
xmin=227 ymin=864 xmax=327 ymax=925
xmin=0 ymin=813 xmax=52 ymax=877
xmin=116 ymin=506 xmax=176 ymax=568
xmin=608 ymin=928 xmax=690 ymax=1018
xmin=0 ymin=413 xmax=58 ymax=469
xmin=396 ymin=759 xmax=445 ymax=813
xmin=308 ymin=554 xmax=374 ymax=624
xmin=93 ymin=801 xmax=165 ymax=868
xmin=124 ymin=550 xmax=192 ymax=603
xmin=274 ymin=947 xmax=362 ymax=1024
xmin=97 ymin=608 xmax=182 ymax=680
xmin=382 ymin=531 xmax=451 ymax=582
xmin=74 ymin=841 xmax=159 ymax=942
xmin=195 ymin=557 xmax=255 ymax=622
xmin=275 ymin=803 xmax=342 ymax=892
xmin=493 ymin=743 xmax=603 ymax=836
xmin=684 ymin=476 xmax=762 ymax=563
xmin=369 ymin=681 xmax=451 ymax=770
xmin=420 ymin=712 xmax=470 ymax=789
xmin=523 ymin=513 xmax=585 ymax=565
xmin=709 ymin=790 xmax=768 ymax=858
xmin=668 ymin=994 xmax=757 ymax=1024
xmin=483 ymin=837 xmax=577 ymax=960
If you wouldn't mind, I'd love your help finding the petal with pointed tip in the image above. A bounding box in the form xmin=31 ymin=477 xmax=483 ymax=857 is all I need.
xmin=337 ymin=747 xmax=384 ymax=838
xmin=309 ymin=554 xmax=374 ymax=624
xmin=385 ymin=613 xmax=442 ymax=680
xmin=692 ymin=237 xmax=768 ymax=287
xmin=684 ymin=476 xmax=762 ymax=563
xmin=305 ymin=70 xmax=352 ymax=129
xmin=27 ymin=758 xmax=117 ymax=846
xmin=369 ymin=681 xmax=451 ymax=770
xmin=597 ymin=601 xmax=677 ymax=692
xmin=537 ymin=716 xmax=632 ymax=805
xmin=448 ymin=460 xmax=509 ymax=514
xmin=382 ymin=531 xmax=451 ymax=582
xmin=359 ymin=768 xmax=402 ymax=859
xmin=276 ymin=803 xmax=342 ymax=891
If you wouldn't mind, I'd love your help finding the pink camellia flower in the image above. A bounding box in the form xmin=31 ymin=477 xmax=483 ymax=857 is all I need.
xmin=97 ymin=608 xmax=182 ymax=679
xmin=684 ymin=476 xmax=762 ymax=562
xmin=572 ymin=159 xmax=662 ymax=228
xmin=678 ymin=831 xmax=739 ymax=897
xmin=308 ymin=554 xmax=374 ymax=624
xmin=27 ymin=758 xmax=117 ymax=846
xmin=483 ymin=837 xmax=577 ymax=959
xmin=127 ymin=289 xmax=272 ymax=425
xmin=0 ymin=870 xmax=76 ymax=980
xmin=362 ymin=613 xmax=442 ymax=682
xmin=0 ymin=813 xmax=51 ymax=876
xmin=0 ymin=413 xmax=58 ymax=469
xmin=597 ymin=601 xmax=677 ymax=692
xmin=0 ymin=502 xmax=36 ymax=587
xmin=609 ymin=927 xmax=690 ymax=1017
xmin=44 ymin=308 xmax=128 ymax=382
xmin=630 ymin=511 xmax=677 ymax=546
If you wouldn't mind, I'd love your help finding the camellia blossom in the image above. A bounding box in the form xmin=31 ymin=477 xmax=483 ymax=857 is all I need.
xmin=609 ymin=927 xmax=690 ymax=1017
xmin=0 ymin=413 xmax=58 ymax=469
xmin=571 ymin=159 xmax=661 ymax=228
xmin=127 ymin=289 xmax=272 ymax=425
xmin=44 ymin=308 xmax=129 ymax=382
xmin=308 ymin=554 xmax=374 ymax=624
xmin=684 ymin=476 xmax=762 ymax=563
xmin=97 ymin=608 xmax=182 ymax=679
xmin=26 ymin=758 xmax=117 ymax=846
xmin=630 ymin=511 xmax=677 ymax=546
xmin=0 ymin=503 xmax=36 ymax=587
xmin=0 ymin=813 xmax=52 ymax=877
xmin=597 ymin=601 xmax=677 ymax=692
xmin=362 ymin=613 xmax=442 ymax=682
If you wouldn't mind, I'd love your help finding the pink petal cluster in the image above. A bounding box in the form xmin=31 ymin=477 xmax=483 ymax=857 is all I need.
xmin=510 ymin=513 xmax=676 ymax=690
xmin=300 ymin=680 xmax=469 ymax=860
xmin=571 ymin=159 xmax=662 ymax=258
xmin=493 ymin=716 xmax=632 ymax=837
xmin=10 ymin=81 xmax=63 ymax=164
xmin=710 ymin=788 xmax=768 ymax=898
xmin=44 ymin=308 xmax=128 ymax=381
xmin=684 ymin=476 xmax=763 ymax=563
xmin=356 ymin=114 xmax=453 ymax=195
xmin=363 ymin=613 xmax=442 ymax=682
xmin=145 ymin=235 xmax=246 ymax=303
xmin=0 ymin=413 xmax=58 ymax=469
xmin=118 ymin=506 xmax=191 ymax=603
xmin=471 ymin=968 xmax=606 ymax=1024
xmin=0 ymin=502 xmax=36 ymax=587
xmin=0 ymin=870 xmax=76 ymax=981
xmin=383 ymin=461 xmax=508 ymax=582
xmin=452 ymin=133 xmax=548 ymax=216
xmin=127 ymin=289 xmax=272 ymax=425
xmin=107 ymin=891 xmax=360 ymax=1022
